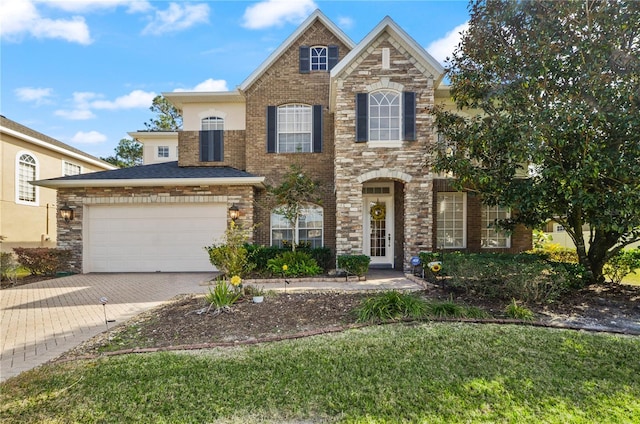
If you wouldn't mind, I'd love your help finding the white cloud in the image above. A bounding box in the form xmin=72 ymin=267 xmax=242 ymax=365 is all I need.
xmin=426 ymin=22 xmax=469 ymax=64
xmin=54 ymin=109 xmax=96 ymax=120
xmin=337 ymin=16 xmax=354 ymax=30
xmin=1 ymin=0 xmax=92 ymax=44
xmin=90 ymin=90 xmax=156 ymax=110
xmin=173 ymin=78 xmax=229 ymax=92
xmin=142 ymin=2 xmax=209 ymax=35
xmin=71 ymin=130 xmax=108 ymax=144
xmin=242 ymin=0 xmax=317 ymax=30
xmin=15 ymin=87 xmax=53 ymax=104
xmin=40 ymin=0 xmax=152 ymax=14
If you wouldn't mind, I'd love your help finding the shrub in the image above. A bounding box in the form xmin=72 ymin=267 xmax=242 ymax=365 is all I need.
xmin=505 ymin=299 xmax=535 ymax=321
xmin=337 ymin=255 xmax=371 ymax=277
xmin=205 ymin=222 xmax=255 ymax=278
xmin=267 ymin=251 xmax=322 ymax=277
xmin=355 ymin=291 xmax=428 ymax=322
xmin=12 ymin=248 xmax=71 ymax=276
xmin=604 ymin=248 xmax=640 ymax=284
xmin=441 ymin=252 xmax=576 ymax=303
xmin=246 ymin=245 xmax=332 ymax=275
xmin=1 ymin=252 xmax=17 ymax=281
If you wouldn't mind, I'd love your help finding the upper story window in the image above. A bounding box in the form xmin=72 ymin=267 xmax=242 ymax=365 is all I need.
xmin=277 ymin=104 xmax=312 ymax=153
xmin=356 ymin=91 xmax=416 ymax=143
xmin=17 ymin=152 xmax=37 ymax=205
xmin=63 ymin=161 xmax=81 ymax=176
xmin=369 ymin=90 xmax=401 ymax=141
xmin=299 ymin=45 xmax=339 ymax=73
xmin=202 ymin=116 xmax=224 ymax=131
xmin=310 ymin=46 xmax=328 ymax=70
xmin=481 ymin=205 xmax=511 ymax=248
xmin=157 ymin=146 xmax=169 ymax=158
xmin=271 ymin=204 xmax=324 ymax=249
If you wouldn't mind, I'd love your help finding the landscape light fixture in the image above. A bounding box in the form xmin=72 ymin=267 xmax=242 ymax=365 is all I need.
xmin=228 ymin=204 xmax=240 ymax=221
xmin=60 ymin=204 xmax=74 ymax=222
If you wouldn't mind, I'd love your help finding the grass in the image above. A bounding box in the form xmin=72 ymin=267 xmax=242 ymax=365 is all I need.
xmin=622 ymin=270 xmax=640 ymax=286
xmin=2 ymin=323 xmax=639 ymax=423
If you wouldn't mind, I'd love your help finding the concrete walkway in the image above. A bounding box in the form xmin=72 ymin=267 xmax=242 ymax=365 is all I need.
xmin=1 ymin=270 xmax=422 ymax=382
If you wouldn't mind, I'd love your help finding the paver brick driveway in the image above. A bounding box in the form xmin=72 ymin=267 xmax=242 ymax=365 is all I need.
xmin=0 ymin=273 xmax=212 ymax=382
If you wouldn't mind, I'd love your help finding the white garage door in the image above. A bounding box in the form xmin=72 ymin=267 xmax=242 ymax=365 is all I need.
xmin=85 ymin=203 xmax=226 ymax=272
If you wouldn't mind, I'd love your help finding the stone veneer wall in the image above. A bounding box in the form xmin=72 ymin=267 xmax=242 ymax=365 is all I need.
xmin=243 ymin=19 xmax=352 ymax=252
xmin=178 ymin=130 xmax=246 ymax=170
xmin=333 ymin=34 xmax=436 ymax=270
xmin=56 ymin=185 xmax=255 ymax=273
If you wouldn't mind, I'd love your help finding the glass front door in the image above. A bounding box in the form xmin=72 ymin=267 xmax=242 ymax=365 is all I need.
xmin=364 ymin=196 xmax=394 ymax=266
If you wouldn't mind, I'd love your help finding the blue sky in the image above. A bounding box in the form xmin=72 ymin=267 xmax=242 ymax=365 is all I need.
xmin=1 ymin=0 xmax=470 ymax=159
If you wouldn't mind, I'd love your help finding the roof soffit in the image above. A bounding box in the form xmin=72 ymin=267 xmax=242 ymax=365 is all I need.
xmin=238 ymin=9 xmax=356 ymax=92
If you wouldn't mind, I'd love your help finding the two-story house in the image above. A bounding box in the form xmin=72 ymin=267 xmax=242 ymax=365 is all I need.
xmin=35 ymin=11 xmax=531 ymax=274
xmin=1 ymin=116 xmax=116 ymax=252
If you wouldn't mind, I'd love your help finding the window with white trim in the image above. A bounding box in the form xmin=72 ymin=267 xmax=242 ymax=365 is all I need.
xmin=63 ymin=161 xmax=81 ymax=176
xmin=277 ymin=104 xmax=312 ymax=153
xmin=202 ymin=116 xmax=224 ymax=131
xmin=157 ymin=146 xmax=169 ymax=158
xmin=310 ymin=46 xmax=328 ymax=70
xmin=481 ymin=205 xmax=511 ymax=248
xmin=369 ymin=90 xmax=401 ymax=141
xmin=17 ymin=153 xmax=37 ymax=204
xmin=437 ymin=193 xmax=466 ymax=248
xmin=271 ymin=205 xmax=323 ymax=248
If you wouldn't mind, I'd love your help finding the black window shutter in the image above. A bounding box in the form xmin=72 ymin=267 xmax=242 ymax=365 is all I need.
xmin=356 ymin=93 xmax=368 ymax=142
xmin=299 ymin=46 xmax=310 ymax=73
xmin=313 ymin=105 xmax=323 ymax=153
xmin=403 ymin=91 xmax=416 ymax=141
xmin=328 ymin=45 xmax=339 ymax=70
xmin=267 ymin=106 xmax=277 ymax=153
xmin=213 ymin=130 xmax=224 ymax=161
xmin=200 ymin=130 xmax=224 ymax=161
xmin=199 ymin=130 xmax=209 ymax=161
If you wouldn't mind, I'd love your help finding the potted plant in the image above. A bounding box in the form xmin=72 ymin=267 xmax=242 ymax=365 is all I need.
xmin=250 ymin=285 xmax=265 ymax=303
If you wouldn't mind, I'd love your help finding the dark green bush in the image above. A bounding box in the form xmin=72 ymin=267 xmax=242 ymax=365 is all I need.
xmin=266 ymin=251 xmax=322 ymax=277
xmin=337 ymin=255 xmax=371 ymax=277
xmin=12 ymin=248 xmax=71 ymax=276
xmin=247 ymin=244 xmax=332 ymax=274
xmin=439 ymin=252 xmax=578 ymax=303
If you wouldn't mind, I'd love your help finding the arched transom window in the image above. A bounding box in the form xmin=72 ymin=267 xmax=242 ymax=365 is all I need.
xmin=202 ymin=116 xmax=224 ymax=131
xmin=369 ymin=90 xmax=401 ymax=141
xmin=17 ymin=153 xmax=37 ymax=204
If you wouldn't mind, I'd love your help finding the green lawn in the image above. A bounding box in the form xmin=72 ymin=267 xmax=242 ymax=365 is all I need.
xmin=622 ymin=270 xmax=640 ymax=286
xmin=2 ymin=323 xmax=639 ymax=423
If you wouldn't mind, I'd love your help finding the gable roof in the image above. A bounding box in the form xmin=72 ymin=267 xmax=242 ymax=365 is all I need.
xmin=330 ymin=16 xmax=445 ymax=85
xmin=0 ymin=115 xmax=117 ymax=170
xmin=32 ymin=161 xmax=265 ymax=188
xmin=238 ymin=9 xmax=355 ymax=92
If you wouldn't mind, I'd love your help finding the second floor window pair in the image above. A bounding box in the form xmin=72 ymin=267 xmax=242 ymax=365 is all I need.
xmin=200 ymin=116 xmax=224 ymax=162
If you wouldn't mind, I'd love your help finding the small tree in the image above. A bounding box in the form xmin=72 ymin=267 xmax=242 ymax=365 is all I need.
xmin=144 ymin=95 xmax=182 ymax=131
xmin=205 ymin=221 xmax=255 ymax=278
xmin=101 ymin=138 xmax=142 ymax=168
xmin=267 ymin=164 xmax=323 ymax=251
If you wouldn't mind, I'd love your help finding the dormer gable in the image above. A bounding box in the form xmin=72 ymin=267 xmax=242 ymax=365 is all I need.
xmin=239 ymin=9 xmax=355 ymax=92
xmin=329 ymin=16 xmax=445 ymax=111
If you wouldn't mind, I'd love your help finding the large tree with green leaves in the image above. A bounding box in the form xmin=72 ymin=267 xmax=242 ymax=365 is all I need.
xmin=101 ymin=138 xmax=142 ymax=168
xmin=431 ymin=0 xmax=640 ymax=284
xmin=144 ymin=95 xmax=182 ymax=131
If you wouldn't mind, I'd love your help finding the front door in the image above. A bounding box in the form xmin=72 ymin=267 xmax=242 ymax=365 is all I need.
xmin=363 ymin=195 xmax=394 ymax=267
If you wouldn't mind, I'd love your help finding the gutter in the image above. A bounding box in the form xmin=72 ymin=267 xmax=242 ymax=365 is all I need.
xmin=31 ymin=177 xmax=266 ymax=189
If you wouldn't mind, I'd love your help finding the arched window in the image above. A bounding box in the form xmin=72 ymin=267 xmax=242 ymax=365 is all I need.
xmin=369 ymin=90 xmax=401 ymax=141
xmin=277 ymin=104 xmax=312 ymax=153
xmin=271 ymin=204 xmax=323 ymax=248
xmin=201 ymin=116 xmax=224 ymax=131
xmin=310 ymin=46 xmax=328 ymax=70
xmin=17 ymin=153 xmax=37 ymax=204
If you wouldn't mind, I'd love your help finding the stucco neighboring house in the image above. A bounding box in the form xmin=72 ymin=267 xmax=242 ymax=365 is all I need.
xmin=35 ymin=10 xmax=532 ymax=274
xmin=0 ymin=115 xmax=117 ymax=252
